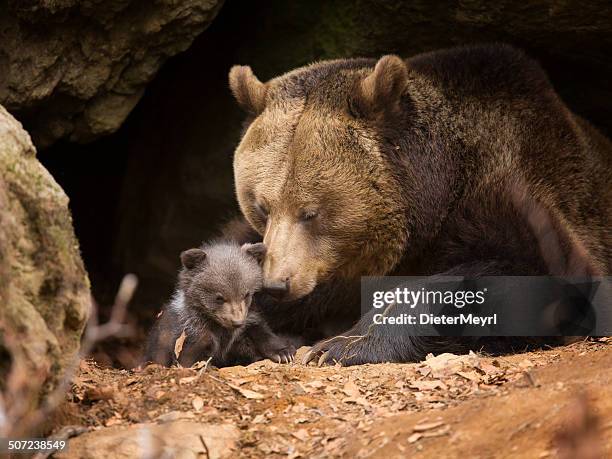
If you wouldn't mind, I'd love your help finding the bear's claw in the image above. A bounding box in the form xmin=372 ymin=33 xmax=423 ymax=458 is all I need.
xmin=302 ymin=335 xmax=366 ymax=366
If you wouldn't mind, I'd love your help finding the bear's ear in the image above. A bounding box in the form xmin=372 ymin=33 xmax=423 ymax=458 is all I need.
xmin=242 ymin=242 xmax=266 ymax=263
xmin=229 ymin=65 xmax=268 ymax=115
xmin=180 ymin=248 xmax=207 ymax=270
xmin=352 ymin=55 xmax=408 ymax=118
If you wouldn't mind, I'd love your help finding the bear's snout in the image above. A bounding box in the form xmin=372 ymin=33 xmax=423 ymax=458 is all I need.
xmin=263 ymin=278 xmax=290 ymax=298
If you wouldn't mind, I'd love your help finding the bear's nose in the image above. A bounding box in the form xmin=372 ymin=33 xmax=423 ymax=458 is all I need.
xmin=263 ymin=278 xmax=290 ymax=298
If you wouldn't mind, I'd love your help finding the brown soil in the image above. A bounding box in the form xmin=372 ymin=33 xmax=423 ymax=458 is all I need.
xmin=56 ymin=340 xmax=612 ymax=458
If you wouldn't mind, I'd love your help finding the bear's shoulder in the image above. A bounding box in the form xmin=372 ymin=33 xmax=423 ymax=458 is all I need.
xmin=408 ymin=44 xmax=551 ymax=98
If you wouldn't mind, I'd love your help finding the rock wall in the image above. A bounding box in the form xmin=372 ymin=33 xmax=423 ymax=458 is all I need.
xmin=0 ymin=105 xmax=89 ymax=399
xmin=0 ymin=0 xmax=224 ymax=147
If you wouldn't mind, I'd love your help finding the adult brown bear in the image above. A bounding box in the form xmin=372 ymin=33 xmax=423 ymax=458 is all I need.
xmin=227 ymin=44 xmax=612 ymax=365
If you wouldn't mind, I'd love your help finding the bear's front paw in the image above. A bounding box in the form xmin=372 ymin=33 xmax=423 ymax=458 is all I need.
xmin=302 ymin=334 xmax=371 ymax=366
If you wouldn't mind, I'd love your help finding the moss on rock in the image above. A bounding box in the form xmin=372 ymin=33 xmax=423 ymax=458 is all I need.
xmin=0 ymin=104 xmax=89 ymax=403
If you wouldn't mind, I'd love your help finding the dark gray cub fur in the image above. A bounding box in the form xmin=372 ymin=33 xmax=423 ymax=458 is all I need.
xmin=145 ymin=241 xmax=296 ymax=367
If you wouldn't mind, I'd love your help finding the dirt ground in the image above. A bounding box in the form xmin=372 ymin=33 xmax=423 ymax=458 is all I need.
xmin=52 ymin=339 xmax=611 ymax=458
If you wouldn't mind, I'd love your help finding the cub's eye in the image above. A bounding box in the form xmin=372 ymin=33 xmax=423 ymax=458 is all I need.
xmin=300 ymin=210 xmax=318 ymax=222
xmin=215 ymin=294 xmax=225 ymax=305
xmin=255 ymin=202 xmax=269 ymax=218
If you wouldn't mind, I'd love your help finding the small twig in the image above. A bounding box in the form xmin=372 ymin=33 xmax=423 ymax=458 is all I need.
xmin=196 ymin=357 xmax=213 ymax=379
xmin=199 ymin=434 xmax=211 ymax=459
xmin=84 ymin=274 xmax=137 ymax=344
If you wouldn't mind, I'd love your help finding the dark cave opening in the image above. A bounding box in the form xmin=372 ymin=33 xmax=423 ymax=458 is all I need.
xmin=37 ymin=4 xmax=248 ymax=366
xmin=35 ymin=0 xmax=612 ymax=368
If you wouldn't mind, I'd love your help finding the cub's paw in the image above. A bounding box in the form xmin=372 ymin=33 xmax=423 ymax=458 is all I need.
xmin=262 ymin=339 xmax=297 ymax=364
xmin=265 ymin=346 xmax=296 ymax=364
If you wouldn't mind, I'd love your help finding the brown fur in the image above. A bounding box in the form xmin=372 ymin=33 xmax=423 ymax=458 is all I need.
xmin=355 ymin=54 xmax=408 ymax=117
xmin=228 ymin=65 xmax=267 ymax=115
xmin=227 ymin=44 xmax=612 ymax=364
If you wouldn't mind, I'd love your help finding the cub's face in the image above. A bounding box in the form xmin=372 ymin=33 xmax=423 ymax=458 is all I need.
xmin=230 ymin=58 xmax=409 ymax=300
xmin=179 ymin=243 xmax=265 ymax=328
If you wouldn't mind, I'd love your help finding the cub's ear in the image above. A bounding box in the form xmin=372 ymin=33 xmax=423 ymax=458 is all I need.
xmin=242 ymin=242 xmax=266 ymax=263
xmin=229 ymin=65 xmax=268 ymax=115
xmin=352 ymin=55 xmax=408 ymax=118
xmin=180 ymin=248 xmax=207 ymax=270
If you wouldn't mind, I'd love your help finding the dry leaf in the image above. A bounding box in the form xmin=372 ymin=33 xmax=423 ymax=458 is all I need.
xmin=105 ymin=417 xmax=123 ymax=427
xmin=294 ymin=383 xmax=308 ymax=395
xmin=292 ymin=428 xmax=310 ymax=442
xmin=179 ymin=375 xmax=198 ymax=384
xmin=342 ymin=380 xmax=361 ymax=398
xmin=174 ymin=330 xmax=187 ymax=359
xmin=84 ymin=384 xmax=114 ymax=401
xmin=480 ymin=362 xmax=502 ymax=374
xmin=408 ymin=423 xmax=451 ymax=443
xmin=413 ymin=420 xmax=445 ymax=432
xmin=456 ymin=371 xmax=481 ymax=382
xmin=410 ymin=379 xmax=447 ymax=391
xmin=342 ymin=396 xmax=370 ymax=407
xmin=228 ymin=383 xmax=265 ymax=400
xmin=192 ymin=396 xmax=204 ymax=411
xmin=323 ymin=437 xmax=346 ymax=453
xmin=424 ymin=352 xmax=479 ymax=377
xmin=230 ymin=378 xmax=252 ymax=386
xmin=291 ymin=403 xmax=307 ymax=414
xmin=191 ymin=359 xmax=211 ymax=370
xmin=307 ymin=380 xmax=325 ymax=389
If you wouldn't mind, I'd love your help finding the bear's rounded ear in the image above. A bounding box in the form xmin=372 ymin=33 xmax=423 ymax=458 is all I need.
xmin=352 ymin=55 xmax=408 ymax=118
xmin=229 ymin=65 xmax=268 ymax=115
xmin=242 ymin=242 xmax=266 ymax=263
xmin=180 ymin=248 xmax=207 ymax=270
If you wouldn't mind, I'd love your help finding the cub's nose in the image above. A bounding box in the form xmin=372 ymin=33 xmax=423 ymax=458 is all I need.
xmin=263 ymin=278 xmax=289 ymax=298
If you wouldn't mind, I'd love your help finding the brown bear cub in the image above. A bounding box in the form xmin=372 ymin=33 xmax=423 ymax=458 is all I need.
xmin=144 ymin=241 xmax=296 ymax=367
